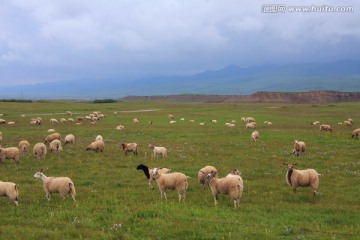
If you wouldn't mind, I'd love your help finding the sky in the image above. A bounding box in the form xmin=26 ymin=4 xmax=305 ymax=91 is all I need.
xmin=0 ymin=0 xmax=359 ymax=86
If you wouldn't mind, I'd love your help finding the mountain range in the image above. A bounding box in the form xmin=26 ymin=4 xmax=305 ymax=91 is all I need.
xmin=0 ymin=59 xmax=359 ymax=99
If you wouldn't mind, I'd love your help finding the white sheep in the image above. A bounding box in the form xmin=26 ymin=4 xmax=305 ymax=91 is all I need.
xmin=251 ymin=131 xmax=260 ymax=142
xmin=352 ymin=128 xmax=360 ymax=139
xmin=133 ymin=118 xmax=140 ymax=123
xmin=246 ymin=117 xmax=255 ymax=123
xmin=18 ymin=140 xmax=30 ymax=155
xmin=207 ymin=172 xmax=243 ymax=208
xmin=49 ymin=139 xmax=63 ymax=152
xmin=292 ymin=140 xmax=306 ymax=156
xmin=86 ymin=140 xmax=105 ymax=152
xmin=148 ymin=144 xmax=167 ymax=160
xmin=115 ymin=125 xmax=125 ymax=130
xmin=67 ymin=118 xmax=75 ymax=123
xmin=95 ymin=135 xmax=103 ymax=142
xmin=226 ymin=168 xmax=242 ymax=179
xmin=120 ymin=141 xmax=138 ymax=156
xmin=264 ymin=121 xmax=272 ymax=126
xmin=319 ymin=124 xmax=332 ymax=132
xmin=64 ymin=134 xmax=75 ymax=145
xmin=7 ymin=121 xmax=15 ymax=125
xmin=343 ymin=120 xmax=352 ymax=126
xmin=30 ymin=119 xmax=41 ymax=125
xmin=0 ymin=132 xmax=2 ymax=141
xmin=33 ymin=143 xmax=47 ymax=159
xmin=0 ymin=146 xmax=19 ymax=163
xmin=197 ymin=166 xmax=218 ymax=187
xmin=47 ymin=129 xmax=56 ymax=133
xmin=211 ymin=120 xmax=217 ymax=123
xmin=66 ymin=111 xmax=73 ymax=116
xmin=50 ymin=118 xmax=59 ymax=124
xmin=44 ymin=133 xmax=61 ymax=144
xmin=0 ymin=181 xmax=19 ymax=206
xmin=60 ymin=118 xmax=67 ymax=123
xmin=152 ymin=168 xmax=189 ymax=202
xmin=284 ymin=163 xmax=320 ymax=196
xmin=246 ymin=122 xmax=256 ymax=129
xmin=136 ymin=164 xmax=171 ymax=189
xmin=33 ymin=169 xmax=76 ymax=202
xmin=311 ymin=121 xmax=320 ymax=126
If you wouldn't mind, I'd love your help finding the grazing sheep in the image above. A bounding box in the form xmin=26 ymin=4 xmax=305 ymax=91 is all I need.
xmin=0 ymin=181 xmax=19 ymax=206
xmin=352 ymin=128 xmax=360 ymax=139
xmin=246 ymin=117 xmax=255 ymax=123
xmin=0 ymin=132 xmax=2 ymax=142
xmin=148 ymin=144 xmax=167 ymax=160
xmin=168 ymin=114 xmax=175 ymax=120
xmin=169 ymin=120 xmax=177 ymax=124
xmin=211 ymin=120 xmax=218 ymax=123
xmin=197 ymin=166 xmax=218 ymax=187
xmin=241 ymin=117 xmax=246 ymax=122
xmin=18 ymin=140 xmax=30 ymax=155
xmin=284 ymin=163 xmax=320 ymax=196
xmin=47 ymin=129 xmax=56 ymax=133
xmin=246 ymin=122 xmax=256 ymax=129
xmin=50 ymin=118 xmax=58 ymax=124
xmin=311 ymin=121 xmax=320 ymax=126
xmin=343 ymin=120 xmax=352 ymax=126
xmin=0 ymin=119 xmax=6 ymax=124
xmin=133 ymin=118 xmax=140 ymax=123
xmin=95 ymin=135 xmax=103 ymax=142
xmin=49 ymin=139 xmax=63 ymax=152
xmin=136 ymin=164 xmax=171 ymax=189
xmin=0 ymin=147 xmax=19 ymax=163
xmin=33 ymin=143 xmax=47 ymax=159
xmin=292 ymin=140 xmax=306 ymax=156
xmin=319 ymin=124 xmax=332 ymax=132
xmin=228 ymin=123 xmax=236 ymax=128
xmin=60 ymin=118 xmax=67 ymax=123
xmin=67 ymin=118 xmax=74 ymax=123
xmin=152 ymin=168 xmax=188 ymax=202
xmin=207 ymin=172 xmax=243 ymax=208
xmin=115 ymin=125 xmax=125 ymax=130
xmin=66 ymin=111 xmax=73 ymax=116
xmin=33 ymin=169 xmax=76 ymax=202
xmin=251 ymin=131 xmax=260 ymax=142
xmin=86 ymin=140 xmax=105 ymax=152
xmin=348 ymin=118 xmax=353 ymax=124
xmin=120 ymin=141 xmax=138 ymax=156
xmin=264 ymin=121 xmax=272 ymax=126
xmin=76 ymin=116 xmax=84 ymax=121
xmin=44 ymin=133 xmax=61 ymax=144
xmin=64 ymin=134 xmax=75 ymax=145
xmin=30 ymin=119 xmax=41 ymax=125
xmin=7 ymin=121 xmax=15 ymax=125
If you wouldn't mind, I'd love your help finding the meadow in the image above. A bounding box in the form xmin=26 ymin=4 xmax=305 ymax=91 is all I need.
xmin=0 ymin=100 xmax=359 ymax=240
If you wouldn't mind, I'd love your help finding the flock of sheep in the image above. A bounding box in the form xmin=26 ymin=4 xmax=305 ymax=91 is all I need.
xmin=0 ymin=110 xmax=359 ymax=208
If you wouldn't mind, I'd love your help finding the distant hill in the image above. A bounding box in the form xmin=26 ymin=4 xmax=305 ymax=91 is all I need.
xmin=0 ymin=60 xmax=359 ymax=99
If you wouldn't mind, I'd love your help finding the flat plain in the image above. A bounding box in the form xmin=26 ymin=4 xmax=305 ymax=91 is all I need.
xmin=0 ymin=100 xmax=359 ymax=240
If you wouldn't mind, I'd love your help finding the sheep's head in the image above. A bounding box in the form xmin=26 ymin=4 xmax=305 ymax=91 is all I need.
xmin=152 ymin=168 xmax=159 ymax=179
xmin=283 ymin=163 xmax=297 ymax=170
xmin=120 ymin=142 xmax=127 ymax=150
xmin=231 ymin=169 xmax=241 ymax=176
xmin=148 ymin=144 xmax=154 ymax=149
xmin=33 ymin=169 xmax=44 ymax=178
xmin=207 ymin=172 xmax=216 ymax=181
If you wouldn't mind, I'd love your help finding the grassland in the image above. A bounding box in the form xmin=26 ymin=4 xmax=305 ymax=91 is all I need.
xmin=0 ymin=100 xmax=359 ymax=240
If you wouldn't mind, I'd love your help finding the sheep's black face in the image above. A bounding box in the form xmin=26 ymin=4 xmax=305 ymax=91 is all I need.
xmin=207 ymin=173 xmax=213 ymax=181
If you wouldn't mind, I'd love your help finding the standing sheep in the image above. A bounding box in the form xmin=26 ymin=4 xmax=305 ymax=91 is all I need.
xmin=33 ymin=142 xmax=47 ymax=159
xmin=33 ymin=169 xmax=76 ymax=202
xmin=136 ymin=164 xmax=171 ymax=189
xmin=207 ymin=172 xmax=243 ymax=208
xmin=44 ymin=133 xmax=61 ymax=144
xmin=152 ymin=168 xmax=189 ymax=202
xmin=64 ymin=134 xmax=75 ymax=145
xmin=197 ymin=166 xmax=218 ymax=187
xmin=352 ymin=128 xmax=360 ymax=139
xmin=251 ymin=131 xmax=260 ymax=142
xmin=86 ymin=140 xmax=105 ymax=152
xmin=0 ymin=146 xmax=19 ymax=163
xmin=50 ymin=118 xmax=59 ymax=124
xmin=19 ymin=140 xmax=31 ymax=155
xmin=0 ymin=181 xmax=19 ymax=206
xmin=120 ymin=141 xmax=138 ymax=156
xmin=148 ymin=144 xmax=167 ymax=160
xmin=319 ymin=124 xmax=332 ymax=132
xmin=246 ymin=122 xmax=256 ymax=129
xmin=284 ymin=163 xmax=320 ymax=196
xmin=292 ymin=140 xmax=306 ymax=156
xmin=95 ymin=135 xmax=103 ymax=142
xmin=49 ymin=139 xmax=63 ymax=152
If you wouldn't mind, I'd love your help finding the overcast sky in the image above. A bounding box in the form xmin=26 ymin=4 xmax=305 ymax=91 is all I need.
xmin=0 ymin=0 xmax=359 ymax=86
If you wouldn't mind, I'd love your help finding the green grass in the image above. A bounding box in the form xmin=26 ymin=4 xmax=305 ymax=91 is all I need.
xmin=0 ymin=100 xmax=359 ymax=239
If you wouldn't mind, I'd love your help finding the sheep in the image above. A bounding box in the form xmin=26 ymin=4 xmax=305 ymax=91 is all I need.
xmin=7 ymin=121 xmax=15 ymax=125
xmin=169 ymin=120 xmax=177 ymax=124
xmin=207 ymin=172 xmax=243 ymax=208
xmin=228 ymin=123 xmax=236 ymax=128
xmin=44 ymin=133 xmax=61 ymax=144
xmin=66 ymin=111 xmax=73 ymax=116
xmin=18 ymin=140 xmax=30 ymax=155
xmin=197 ymin=166 xmax=218 ymax=187
xmin=246 ymin=122 xmax=256 ymax=129
xmin=148 ymin=144 xmax=167 ymax=160
xmin=60 ymin=118 xmax=67 ymax=123
xmin=64 ymin=134 xmax=75 ymax=145
xmin=0 ymin=181 xmax=19 ymax=206
xmin=0 ymin=119 xmax=6 ymax=124
xmin=49 ymin=139 xmax=63 ymax=152
xmin=246 ymin=117 xmax=255 ymax=123
xmin=319 ymin=124 xmax=332 ymax=132
xmin=120 ymin=141 xmax=138 ymax=156
xmin=211 ymin=120 xmax=217 ymax=123
xmin=311 ymin=121 xmax=320 ymax=126
xmin=47 ymin=129 xmax=56 ymax=133
xmin=343 ymin=120 xmax=352 ymax=126
xmin=133 ymin=118 xmax=140 ymax=123
xmin=0 ymin=132 xmax=2 ymax=142
xmin=50 ymin=118 xmax=59 ymax=124
xmin=264 ymin=121 xmax=272 ymax=126
xmin=86 ymin=140 xmax=105 ymax=152
xmin=95 ymin=135 xmax=103 ymax=142
xmin=33 ymin=143 xmax=47 ymax=159
xmin=136 ymin=164 xmax=171 ymax=189
xmin=0 ymin=147 xmax=19 ymax=163
xmin=152 ymin=168 xmax=188 ymax=202
xmin=251 ymin=131 xmax=260 ymax=142
xmin=348 ymin=118 xmax=353 ymax=124
xmin=30 ymin=119 xmax=40 ymax=125
xmin=284 ymin=163 xmax=320 ymax=196
xmin=168 ymin=114 xmax=175 ymax=120
xmin=33 ymin=169 xmax=76 ymax=202
xmin=352 ymin=128 xmax=360 ymax=139
xmin=241 ymin=117 xmax=246 ymax=122
xmin=226 ymin=169 xmax=242 ymax=179
xmin=67 ymin=118 xmax=75 ymax=123
xmin=115 ymin=125 xmax=125 ymax=130
xmin=292 ymin=140 xmax=306 ymax=156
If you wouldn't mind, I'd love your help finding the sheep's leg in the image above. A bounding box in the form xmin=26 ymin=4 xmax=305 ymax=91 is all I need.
xmin=46 ymin=193 xmax=51 ymax=201
xmin=71 ymin=194 xmax=76 ymax=202
xmin=213 ymin=195 xmax=218 ymax=207
xmin=14 ymin=197 xmax=19 ymax=206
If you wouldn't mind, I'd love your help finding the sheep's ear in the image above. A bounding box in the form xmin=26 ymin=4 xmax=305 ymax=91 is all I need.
xmin=200 ymin=170 xmax=206 ymax=175
xmin=40 ymin=168 xmax=43 ymax=173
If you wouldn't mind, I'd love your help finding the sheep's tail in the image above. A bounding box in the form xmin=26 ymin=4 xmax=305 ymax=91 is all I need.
xmin=69 ymin=182 xmax=76 ymax=197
